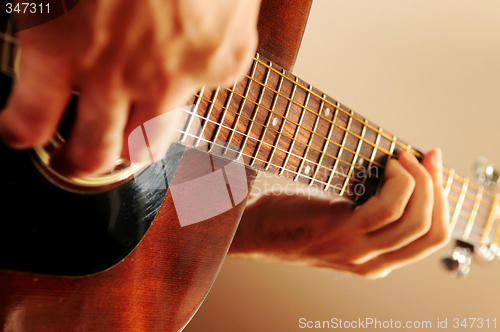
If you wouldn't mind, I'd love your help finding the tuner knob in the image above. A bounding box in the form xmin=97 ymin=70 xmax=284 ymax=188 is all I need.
xmin=477 ymin=243 xmax=499 ymax=261
xmin=473 ymin=156 xmax=499 ymax=186
xmin=491 ymin=243 xmax=500 ymax=257
xmin=441 ymin=242 xmax=472 ymax=277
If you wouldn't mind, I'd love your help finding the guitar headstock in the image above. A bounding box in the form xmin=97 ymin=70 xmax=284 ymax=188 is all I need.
xmin=442 ymin=156 xmax=500 ymax=277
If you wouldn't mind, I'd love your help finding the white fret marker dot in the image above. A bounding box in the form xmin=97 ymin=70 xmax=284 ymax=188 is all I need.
xmin=325 ymin=108 xmax=331 ymax=117
xmin=272 ymin=117 xmax=278 ymax=126
xmin=304 ymin=165 xmax=311 ymax=175
xmin=358 ymin=158 xmax=364 ymax=166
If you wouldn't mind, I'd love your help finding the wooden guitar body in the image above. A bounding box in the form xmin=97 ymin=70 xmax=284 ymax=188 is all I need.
xmin=0 ymin=1 xmax=312 ymax=331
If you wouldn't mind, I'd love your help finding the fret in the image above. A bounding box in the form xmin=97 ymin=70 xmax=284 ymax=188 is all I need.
xmin=310 ymin=95 xmax=336 ymax=186
xmin=388 ymin=136 xmax=397 ymax=157
xmin=252 ymin=64 xmax=283 ymax=168
xmin=269 ymin=74 xmax=298 ymax=174
xmin=324 ymin=106 xmax=353 ymax=192
xmin=480 ymin=194 xmax=500 ymax=245
xmin=194 ymin=86 xmax=220 ymax=147
xmin=355 ymin=127 xmax=382 ymax=202
xmin=444 ymin=169 xmax=455 ymax=197
xmin=225 ymin=57 xmax=259 ymax=155
xmin=292 ymin=87 xmax=312 ymax=181
xmin=462 ymin=186 xmax=483 ymax=241
xmin=277 ymin=78 xmax=299 ymax=175
xmin=340 ymin=119 xmax=367 ymax=196
xmin=180 ymin=86 xmax=205 ymax=142
xmin=450 ymin=178 xmax=469 ymax=232
xmin=239 ymin=61 xmax=271 ymax=161
xmin=210 ymin=80 xmax=238 ymax=152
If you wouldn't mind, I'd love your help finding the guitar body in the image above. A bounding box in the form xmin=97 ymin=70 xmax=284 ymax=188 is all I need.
xmin=0 ymin=0 xmax=312 ymax=331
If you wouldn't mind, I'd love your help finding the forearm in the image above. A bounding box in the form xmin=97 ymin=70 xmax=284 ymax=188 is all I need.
xmin=228 ymin=192 xmax=352 ymax=260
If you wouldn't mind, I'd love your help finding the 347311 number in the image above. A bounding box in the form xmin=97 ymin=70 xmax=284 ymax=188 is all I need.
xmin=453 ymin=318 xmax=497 ymax=329
xmin=5 ymin=3 xmax=50 ymax=14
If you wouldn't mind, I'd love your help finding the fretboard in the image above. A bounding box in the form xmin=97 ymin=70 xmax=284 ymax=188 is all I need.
xmin=180 ymin=54 xmax=500 ymax=250
xmin=1 ymin=24 xmax=499 ymax=250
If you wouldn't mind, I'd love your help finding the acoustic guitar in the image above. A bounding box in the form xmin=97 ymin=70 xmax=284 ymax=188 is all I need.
xmin=0 ymin=0 xmax=498 ymax=331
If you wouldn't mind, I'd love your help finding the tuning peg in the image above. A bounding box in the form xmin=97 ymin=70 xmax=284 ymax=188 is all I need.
xmin=477 ymin=243 xmax=500 ymax=261
xmin=441 ymin=241 xmax=473 ymax=277
xmin=473 ymin=156 xmax=499 ymax=186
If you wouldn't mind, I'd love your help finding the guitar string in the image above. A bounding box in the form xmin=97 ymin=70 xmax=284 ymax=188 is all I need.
xmin=196 ymin=90 xmax=494 ymax=203
xmin=448 ymin=193 xmax=489 ymax=214
xmin=176 ymin=126 xmax=358 ymax=194
xmin=220 ymin=85 xmax=390 ymax=167
xmin=180 ymin=106 xmax=369 ymax=185
xmin=251 ymin=56 xmax=492 ymax=199
xmin=234 ymin=60 xmax=488 ymax=199
xmin=448 ymin=197 xmax=488 ymax=220
xmin=446 ymin=179 xmax=493 ymax=206
xmin=240 ymin=71 xmax=397 ymax=157
xmin=225 ymin=82 xmax=495 ymax=203
xmin=194 ymin=92 xmax=385 ymax=172
xmin=180 ymin=107 xmax=491 ymax=221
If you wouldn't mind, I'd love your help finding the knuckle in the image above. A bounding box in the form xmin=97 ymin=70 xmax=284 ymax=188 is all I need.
xmin=401 ymin=172 xmax=416 ymax=190
xmin=185 ymin=29 xmax=257 ymax=85
xmin=418 ymin=169 xmax=433 ymax=188
xmin=410 ymin=218 xmax=432 ymax=237
xmin=378 ymin=202 xmax=404 ymax=222
xmin=430 ymin=228 xmax=451 ymax=247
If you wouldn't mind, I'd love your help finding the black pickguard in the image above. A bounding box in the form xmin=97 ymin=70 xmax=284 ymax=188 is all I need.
xmin=0 ymin=73 xmax=184 ymax=276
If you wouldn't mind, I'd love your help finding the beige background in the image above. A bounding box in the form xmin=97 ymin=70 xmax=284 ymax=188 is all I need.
xmin=185 ymin=1 xmax=500 ymax=331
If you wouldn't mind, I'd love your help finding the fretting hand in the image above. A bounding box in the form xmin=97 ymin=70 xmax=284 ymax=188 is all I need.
xmin=230 ymin=149 xmax=450 ymax=278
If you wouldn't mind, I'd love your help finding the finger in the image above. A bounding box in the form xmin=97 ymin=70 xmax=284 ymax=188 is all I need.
xmin=365 ymin=152 xmax=434 ymax=252
xmin=51 ymin=85 xmax=130 ymax=176
xmin=121 ymin=103 xmax=185 ymax=164
xmin=421 ymin=148 xmax=444 ymax=186
xmin=350 ymin=150 xmax=450 ymax=279
xmin=0 ymin=42 xmax=73 ymax=148
xmin=351 ymin=157 xmax=415 ymax=233
xmin=122 ymin=92 xmax=191 ymax=165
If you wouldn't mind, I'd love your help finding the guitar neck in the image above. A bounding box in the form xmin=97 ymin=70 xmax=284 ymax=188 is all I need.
xmin=182 ymin=54 xmax=500 ymax=250
xmin=0 ymin=25 xmax=498 ymax=249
